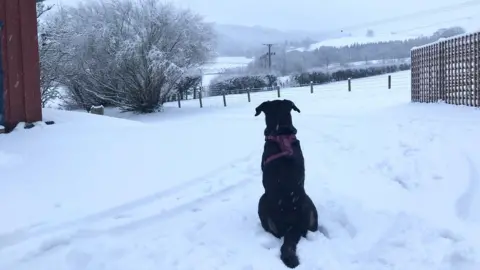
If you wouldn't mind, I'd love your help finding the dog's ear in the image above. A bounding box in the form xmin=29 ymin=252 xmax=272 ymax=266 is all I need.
xmin=290 ymin=100 xmax=300 ymax=113
xmin=255 ymin=101 xmax=267 ymax=116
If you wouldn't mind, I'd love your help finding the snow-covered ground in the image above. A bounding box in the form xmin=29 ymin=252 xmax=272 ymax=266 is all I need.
xmin=201 ymin=56 xmax=253 ymax=86
xmin=2 ymin=71 xmax=480 ymax=270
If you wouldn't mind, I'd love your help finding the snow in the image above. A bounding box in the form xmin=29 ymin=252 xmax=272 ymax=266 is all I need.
xmin=304 ymin=57 xmax=411 ymax=74
xmin=2 ymin=70 xmax=480 ymax=270
xmin=289 ymin=34 xmax=418 ymax=52
xmin=411 ymin=30 xmax=480 ymax=51
xmin=45 ymin=57 xmax=254 ymax=109
xmin=201 ymin=56 xmax=253 ymax=86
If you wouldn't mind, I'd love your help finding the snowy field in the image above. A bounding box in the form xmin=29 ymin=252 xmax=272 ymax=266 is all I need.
xmin=1 ymin=71 xmax=480 ymax=269
xmin=201 ymin=56 xmax=253 ymax=86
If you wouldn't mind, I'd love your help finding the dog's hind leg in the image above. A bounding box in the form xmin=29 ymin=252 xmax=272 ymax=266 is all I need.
xmin=258 ymin=194 xmax=281 ymax=237
xmin=303 ymin=195 xmax=331 ymax=238
xmin=308 ymin=209 xmax=319 ymax=232
xmin=303 ymin=195 xmax=319 ymax=232
xmin=267 ymin=217 xmax=280 ymax=236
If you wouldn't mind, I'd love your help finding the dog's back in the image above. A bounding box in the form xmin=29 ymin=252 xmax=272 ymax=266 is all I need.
xmin=261 ymin=138 xmax=305 ymax=193
xmin=261 ymin=135 xmax=307 ymax=227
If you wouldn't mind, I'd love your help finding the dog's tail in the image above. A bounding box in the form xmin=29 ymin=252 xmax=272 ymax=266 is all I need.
xmin=280 ymin=226 xmax=302 ymax=268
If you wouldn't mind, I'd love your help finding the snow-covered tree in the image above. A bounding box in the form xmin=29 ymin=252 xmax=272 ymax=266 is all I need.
xmin=36 ymin=0 xmax=53 ymax=19
xmin=37 ymin=0 xmax=64 ymax=107
xmin=45 ymin=0 xmax=215 ymax=112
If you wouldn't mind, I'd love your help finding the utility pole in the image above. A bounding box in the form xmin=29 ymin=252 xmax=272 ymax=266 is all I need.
xmin=259 ymin=54 xmax=267 ymax=69
xmin=262 ymin=43 xmax=275 ymax=72
xmin=283 ymin=40 xmax=288 ymax=75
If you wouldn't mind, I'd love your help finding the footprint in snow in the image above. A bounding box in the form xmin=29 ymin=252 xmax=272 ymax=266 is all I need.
xmin=258 ymin=233 xmax=279 ymax=250
xmin=254 ymin=225 xmax=279 ymax=249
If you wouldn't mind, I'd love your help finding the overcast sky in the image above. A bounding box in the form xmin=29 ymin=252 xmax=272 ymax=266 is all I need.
xmin=45 ymin=0 xmax=479 ymax=33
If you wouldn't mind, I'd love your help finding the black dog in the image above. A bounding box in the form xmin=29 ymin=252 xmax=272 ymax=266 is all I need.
xmin=255 ymin=99 xmax=319 ymax=268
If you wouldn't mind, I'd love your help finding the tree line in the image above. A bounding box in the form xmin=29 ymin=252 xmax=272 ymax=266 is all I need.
xmin=245 ymin=26 xmax=465 ymax=76
xmin=208 ymin=74 xmax=276 ymax=95
xmin=208 ymin=63 xmax=411 ymax=96
xmin=292 ymin=63 xmax=411 ymax=85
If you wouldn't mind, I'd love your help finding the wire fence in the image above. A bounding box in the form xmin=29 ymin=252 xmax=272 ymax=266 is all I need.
xmin=172 ymin=73 xmax=402 ymax=109
xmin=411 ymin=31 xmax=480 ymax=106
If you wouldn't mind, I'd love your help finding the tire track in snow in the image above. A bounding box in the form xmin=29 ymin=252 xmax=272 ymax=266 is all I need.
xmin=0 ymin=151 xmax=260 ymax=250
xmin=455 ymin=154 xmax=480 ymax=222
xmin=92 ymin=173 xmax=255 ymax=235
xmin=2 ymin=117 xmax=333 ymax=251
xmin=86 ymin=154 xmax=259 ymax=236
xmin=9 ymin=124 xmax=329 ymax=257
xmin=18 ymin=159 xmax=260 ymax=262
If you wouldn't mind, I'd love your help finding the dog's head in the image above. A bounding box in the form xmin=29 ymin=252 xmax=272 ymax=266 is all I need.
xmin=255 ymin=99 xmax=300 ymax=135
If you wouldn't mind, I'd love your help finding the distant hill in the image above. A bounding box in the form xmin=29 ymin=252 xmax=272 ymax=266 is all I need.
xmin=213 ymin=24 xmax=326 ymax=57
xmin=288 ymin=33 xmax=421 ymax=52
xmin=287 ymin=26 xmax=469 ymax=52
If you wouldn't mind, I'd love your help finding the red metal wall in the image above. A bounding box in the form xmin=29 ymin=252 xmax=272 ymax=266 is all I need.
xmin=0 ymin=0 xmax=42 ymax=130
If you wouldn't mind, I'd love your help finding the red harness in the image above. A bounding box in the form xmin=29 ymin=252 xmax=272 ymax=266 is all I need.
xmin=263 ymin=134 xmax=297 ymax=165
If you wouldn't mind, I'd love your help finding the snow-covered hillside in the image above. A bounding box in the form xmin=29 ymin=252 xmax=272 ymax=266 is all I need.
xmin=289 ymin=34 xmax=418 ymax=52
xmin=1 ymin=71 xmax=480 ymax=269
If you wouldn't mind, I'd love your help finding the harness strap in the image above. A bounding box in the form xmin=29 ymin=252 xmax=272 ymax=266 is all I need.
xmin=263 ymin=134 xmax=296 ymax=165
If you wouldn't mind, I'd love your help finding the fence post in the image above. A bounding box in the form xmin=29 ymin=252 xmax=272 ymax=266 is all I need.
xmin=222 ymin=90 xmax=227 ymax=107
xmin=177 ymin=93 xmax=181 ymax=108
xmin=388 ymin=75 xmax=391 ymax=89
xmin=247 ymin=88 xmax=251 ymax=102
xmin=310 ymin=81 xmax=313 ymax=93
xmin=348 ymin=78 xmax=351 ymax=92
xmin=277 ymin=86 xmax=281 ymax=97
xmin=199 ymin=88 xmax=203 ymax=108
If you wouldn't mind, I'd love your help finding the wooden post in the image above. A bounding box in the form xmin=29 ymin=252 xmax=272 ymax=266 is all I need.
xmin=348 ymin=78 xmax=351 ymax=92
xmin=310 ymin=81 xmax=313 ymax=93
xmin=247 ymin=88 xmax=251 ymax=102
xmin=177 ymin=93 xmax=181 ymax=108
xmin=277 ymin=86 xmax=281 ymax=97
xmin=388 ymin=75 xmax=391 ymax=89
xmin=199 ymin=88 xmax=203 ymax=108
xmin=222 ymin=90 xmax=227 ymax=107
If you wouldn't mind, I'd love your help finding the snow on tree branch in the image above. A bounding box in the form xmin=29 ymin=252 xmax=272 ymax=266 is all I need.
xmin=40 ymin=0 xmax=216 ymax=112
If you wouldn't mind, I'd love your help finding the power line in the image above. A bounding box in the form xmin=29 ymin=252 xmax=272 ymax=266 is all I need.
xmin=392 ymin=15 xmax=477 ymax=35
xmin=326 ymin=0 xmax=480 ymax=35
